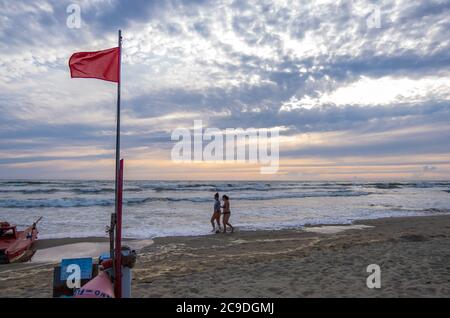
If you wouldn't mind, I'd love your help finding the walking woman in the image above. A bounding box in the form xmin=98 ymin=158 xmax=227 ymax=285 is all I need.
xmin=221 ymin=195 xmax=234 ymax=233
xmin=211 ymin=192 xmax=221 ymax=233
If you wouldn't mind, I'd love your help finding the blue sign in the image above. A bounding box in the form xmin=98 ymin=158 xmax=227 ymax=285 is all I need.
xmin=60 ymin=257 xmax=93 ymax=281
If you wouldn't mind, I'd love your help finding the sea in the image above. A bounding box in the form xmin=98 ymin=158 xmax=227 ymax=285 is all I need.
xmin=0 ymin=180 xmax=449 ymax=239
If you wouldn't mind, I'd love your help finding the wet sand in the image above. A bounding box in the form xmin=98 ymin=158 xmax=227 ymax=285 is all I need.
xmin=1 ymin=215 xmax=450 ymax=297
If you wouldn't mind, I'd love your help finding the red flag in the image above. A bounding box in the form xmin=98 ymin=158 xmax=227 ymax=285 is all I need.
xmin=69 ymin=47 xmax=120 ymax=83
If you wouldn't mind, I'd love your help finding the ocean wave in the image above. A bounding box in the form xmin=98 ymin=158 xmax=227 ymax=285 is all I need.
xmin=0 ymin=190 xmax=371 ymax=208
xmin=0 ymin=180 xmax=86 ymax=187
xmin=0 ymin=181 xmax=60 ymax=185
xmin=150 ymin=182 xmax=268 ymax=191
xmin=153 ymin=185 xmax=216 ymax=192
xmin=372 ymin=183 xmax=402 ymax=189
xmin=423 ymin=208 xmax=450 ymax=213
xmin=136 ymin=181 xmax=450 ymax=192
xmin=0 ymin=198 xmax=114 ymax=208
xmin=369 ymin=203 xmax=450 ymax=214
xmin=237 ymin=190 xmax=372 ymax=201
xmin=0 ymin=188 xmax=61 ymax=194
xmin=1 ymin=181 xmax=449 ymax=195
xmin=371 ymin=182 xmax=450 ymax=189
xmin=0 ymin=187 xmax=143 ymax=195
xmin=71 ymin=188 xmax=115 ymax=194
xmin=152 ymin=183 xmax=348 ymax=192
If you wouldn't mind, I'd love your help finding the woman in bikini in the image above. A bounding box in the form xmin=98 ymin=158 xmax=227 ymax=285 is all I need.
xmin=211 ymin=192 xmax=221 ymax=233
xmin=221 ymin=195 xmax=234 ymax=233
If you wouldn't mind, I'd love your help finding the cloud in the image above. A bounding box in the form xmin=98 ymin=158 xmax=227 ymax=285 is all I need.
xmin=0 ymin=0 xmax=449 ymax=179
xmin=279 ymin=75 xmax=450 ymax=110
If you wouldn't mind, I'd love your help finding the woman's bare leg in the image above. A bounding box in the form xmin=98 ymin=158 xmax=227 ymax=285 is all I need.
xmin=222 ymin=217 xmax=227 ymax=233
xmin=225 ymin=214 xmax=233 ymax=232
xmin=210 ymin=214 xmax=216 ymax=231
xmin=215 ymin=215 xmax=221 ymax=230
xmin=223 ymin=214 xmax=231 ymax=233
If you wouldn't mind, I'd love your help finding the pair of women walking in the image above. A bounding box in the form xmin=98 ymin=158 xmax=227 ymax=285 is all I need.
xmin=211 ymin=192 xmax=233 ymax=233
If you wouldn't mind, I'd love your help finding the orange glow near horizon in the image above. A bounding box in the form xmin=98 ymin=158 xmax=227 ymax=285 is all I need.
xmin=2 ymin=153 xmax=449 ymax=181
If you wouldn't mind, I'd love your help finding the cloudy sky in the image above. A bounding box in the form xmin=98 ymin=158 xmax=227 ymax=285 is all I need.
xmin=0 ymin=0 xmax=449 ymax=180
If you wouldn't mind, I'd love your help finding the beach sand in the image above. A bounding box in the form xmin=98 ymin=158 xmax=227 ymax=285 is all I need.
xmin=1 ymin=215 xmax=449 ymax=297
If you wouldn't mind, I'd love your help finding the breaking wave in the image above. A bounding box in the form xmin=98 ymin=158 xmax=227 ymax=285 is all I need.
xmin=0 ymin=190 xmax=372 ymax=208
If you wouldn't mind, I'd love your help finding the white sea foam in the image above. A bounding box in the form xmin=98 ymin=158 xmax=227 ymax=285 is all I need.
xmin=1 ymin=180 xmax=449 ymax=239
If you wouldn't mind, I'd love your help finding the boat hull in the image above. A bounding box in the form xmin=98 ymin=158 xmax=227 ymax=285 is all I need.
xmin=0 ymin=221 xmax=40 ymax=264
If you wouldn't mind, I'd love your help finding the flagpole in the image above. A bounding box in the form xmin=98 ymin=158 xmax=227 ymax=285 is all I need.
xmin=111 ymin=29 xmax=122 ymax=291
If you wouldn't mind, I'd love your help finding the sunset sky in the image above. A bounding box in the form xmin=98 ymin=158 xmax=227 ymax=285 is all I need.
xmin=1 ymin=0 xmax=449 ymax=180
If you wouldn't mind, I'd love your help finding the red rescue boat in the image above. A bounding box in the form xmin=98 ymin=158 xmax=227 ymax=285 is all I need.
xmin=0 ymin=217 xmax=42 ymax=264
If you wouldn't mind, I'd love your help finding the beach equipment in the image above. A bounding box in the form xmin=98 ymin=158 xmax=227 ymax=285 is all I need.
xmin=0 ymin=217 xmax=42 ymax=264
xmin=69 ymin=31 xmax=127 ymax=297
xmin=74 ymin=271 xmax=115 ymax=298
xmin=52 ymin=238 xmax=136 ymax=298
xmin=52 ymin=258 xmax=99 ymax=297
xmin=98 ymin=246 xmax=136 ymax=298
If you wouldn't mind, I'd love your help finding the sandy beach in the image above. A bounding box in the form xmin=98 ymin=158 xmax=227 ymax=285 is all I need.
xmin=1 ymin=215 xmax=449 ymax=297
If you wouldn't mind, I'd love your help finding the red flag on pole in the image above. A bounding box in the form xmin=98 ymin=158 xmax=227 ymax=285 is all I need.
xmin=69 ymin=32 xmax=123 ymax=298
xmin=69 ymin=47 xmax=120 ymax=83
